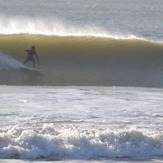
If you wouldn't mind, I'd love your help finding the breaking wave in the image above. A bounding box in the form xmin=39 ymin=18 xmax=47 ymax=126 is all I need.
xmin=0 ymin=124 xmax=162 ymax=160
xmin=0 ymin=34 xmax=163 ymax=87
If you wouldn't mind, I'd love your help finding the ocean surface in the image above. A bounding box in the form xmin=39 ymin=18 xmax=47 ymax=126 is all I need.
xmin=0 ymin=0 xmax=163 ymax=163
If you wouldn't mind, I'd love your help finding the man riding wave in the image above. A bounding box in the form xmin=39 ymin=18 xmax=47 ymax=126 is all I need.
xmin=23 ymin=46 xmax=39 ymax=67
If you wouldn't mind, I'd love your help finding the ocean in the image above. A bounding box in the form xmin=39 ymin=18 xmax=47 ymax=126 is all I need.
xmin=0 ymin=0 xmax=163 ymax=163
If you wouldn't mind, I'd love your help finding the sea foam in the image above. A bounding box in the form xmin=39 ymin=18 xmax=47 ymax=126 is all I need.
xmin=0 ymin=124 xmax=162 ymax=160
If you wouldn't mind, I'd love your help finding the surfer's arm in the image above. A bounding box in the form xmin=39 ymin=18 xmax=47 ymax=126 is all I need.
xmin=35 ymin=53 xmax=39 ymax=61
xmin=25 ymin=50 xmax=30 ymax=52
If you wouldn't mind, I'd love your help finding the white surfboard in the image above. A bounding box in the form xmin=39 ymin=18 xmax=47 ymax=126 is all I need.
xmin=21 ymin=65 xmax=43 ymax=72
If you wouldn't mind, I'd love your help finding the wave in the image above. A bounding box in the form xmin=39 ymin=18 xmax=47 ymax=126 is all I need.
xmin=0 ymin=125 xmax=162 ymax=160
xmin=0 ymin=34 xmax=163 ymax=87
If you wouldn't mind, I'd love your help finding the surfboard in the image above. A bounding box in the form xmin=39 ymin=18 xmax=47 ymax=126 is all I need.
xmin=21 ymin=66 xmax=43 ymax=72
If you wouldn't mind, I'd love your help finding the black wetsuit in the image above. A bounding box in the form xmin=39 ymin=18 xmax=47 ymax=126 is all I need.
xmin=26 ymin=50 xmax=36 ymax=61
xmin=24 ymin=49 xmax=39 ymax=67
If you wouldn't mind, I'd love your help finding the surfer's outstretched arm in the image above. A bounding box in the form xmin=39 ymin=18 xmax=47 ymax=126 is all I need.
xmin=35 ymin=53 xmax=39 ymax=62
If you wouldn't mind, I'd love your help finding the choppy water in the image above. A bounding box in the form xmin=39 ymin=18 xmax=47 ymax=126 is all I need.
xmin=0 ymin=86 xmax=162 ymax=162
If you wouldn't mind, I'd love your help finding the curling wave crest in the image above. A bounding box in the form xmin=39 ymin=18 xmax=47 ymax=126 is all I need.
xmin=0 ymin=16 xmax=139 ymax=39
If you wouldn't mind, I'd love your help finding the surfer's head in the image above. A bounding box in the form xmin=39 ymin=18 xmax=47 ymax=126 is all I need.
xmin=31 ymin=46 xmax=35 ymax=50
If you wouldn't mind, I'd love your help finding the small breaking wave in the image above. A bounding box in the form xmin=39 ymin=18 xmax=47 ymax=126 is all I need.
xmin=0 ymin=124 xmax=162 ymax=160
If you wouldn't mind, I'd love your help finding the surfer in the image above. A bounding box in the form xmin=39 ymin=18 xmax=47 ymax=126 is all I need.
xmin=23 ymin=46 xmax=39 ymax=67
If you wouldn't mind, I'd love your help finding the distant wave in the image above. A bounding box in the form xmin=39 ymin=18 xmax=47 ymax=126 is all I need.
xmin=0 ymin=125 xmax=162 ymax=160
xmin=0 ymin=34 xmax=163 ymax=87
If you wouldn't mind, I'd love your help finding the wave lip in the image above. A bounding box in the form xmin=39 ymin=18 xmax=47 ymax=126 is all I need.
xmin=0 ymin=16 xmax=143 ymax=40
xmin=0 ymin=125 xmax=162 ymax=160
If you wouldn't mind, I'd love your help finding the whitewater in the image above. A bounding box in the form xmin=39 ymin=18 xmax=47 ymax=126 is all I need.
xmin=0 ymin=86 xmax=162 ymax=163
xmin=0 ymin=0 xmax=163 ymax=163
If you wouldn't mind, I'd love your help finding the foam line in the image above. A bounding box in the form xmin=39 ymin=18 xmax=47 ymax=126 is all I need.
xmin=0 ymin=125 xmax=162 ymax=160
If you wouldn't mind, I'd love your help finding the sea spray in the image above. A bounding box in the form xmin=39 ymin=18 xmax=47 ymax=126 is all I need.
xmin=0 ymin=53 xmax=23 ymax=70
xmin=0 ymin=16 xmax=139 ymax=39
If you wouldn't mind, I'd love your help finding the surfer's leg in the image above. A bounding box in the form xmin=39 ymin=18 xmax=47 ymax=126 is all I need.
xmin=33 ymin=59 xmax=35 ymax=67
xmin=23 ymin=59 xmax=28 ymax=64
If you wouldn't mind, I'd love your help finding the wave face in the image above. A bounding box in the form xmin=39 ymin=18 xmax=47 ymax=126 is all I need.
xmin=0 ymin=34 xmax=163 ymax=87
xmin=0 ymin=125 xmax=162 ymax=160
